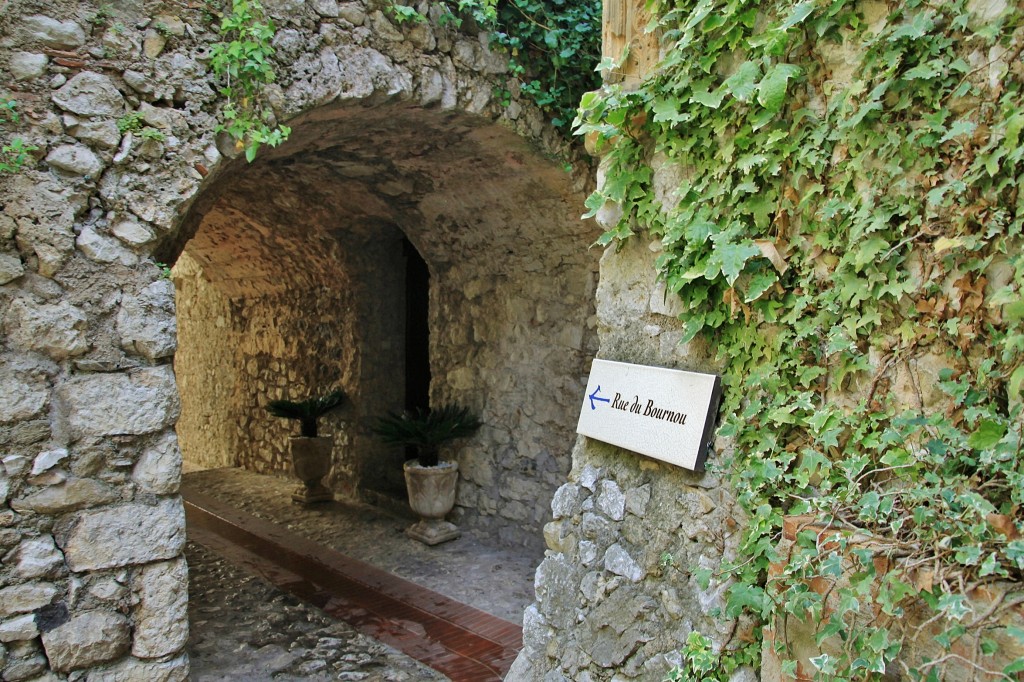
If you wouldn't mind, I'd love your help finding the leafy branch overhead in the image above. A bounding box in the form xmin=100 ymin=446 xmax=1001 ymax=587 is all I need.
xmin=208 ymin=0 xmax=290 ymax=161
xmin=390 ymin=0 xmax=601 ymax=133
xmin=577 ymin=0 xmax=1024 ymax=678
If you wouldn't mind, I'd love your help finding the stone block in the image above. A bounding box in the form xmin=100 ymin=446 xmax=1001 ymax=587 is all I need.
xmin=11 ymin=478 xmax=118 ymax=515
xmin=8 ymin=535 xmax=64 ymax=579
xmin=9 ymin=52 xmax=47 ymax=80
xmin=0 ymin=251 xmax=25 ymax=284
xmin=21 ymin=15 xmax=85 ymax=48
xmin=46 ymin=144 xmax=104 ymax=177
xmin=2 ymin=652 xmax=47 ymax=681
xmin=596 ymin=480 xmax=626 ymax=521
xmin=31 ymin=448 xmax=68 ymax=475
xmin=77 ymin=228 xmax=138 ymax=266
xmin=109 ymin=219 xmax=154 ymax=246
xmin=132 ymin=432 xmax=181 ymax=495
xmin=0 ymin=614 xmax=38 ymax=642
xmin=116 ymin=280 xmax=177 ymax=361
xmin=52 ymin=72 xmax=125 ymax=117
xmin=4 ymin=299 xmax=89 ymax=360
xmin=40 ymin=610 xmax=129 ymax=673
xmin=84 ymin=654 xmax=189 ymax=682
xmin=624 ymin=483 xmax=651 ymax=518
xmin=0 ymin=367 xmax=49 ymax=424
xmin=550 ymin=483 xmax=581 ymax=519
xmin=130 ymin=558 xmax=188 ymax=658
xmin=57 ymin=367 xmax=179 ymax=438
xmin=604 ymin=543 xmax=643 ymax=582
xmin=0 ymin=583 xmax=58 ymax=618
xmin=60 ymin=498 xmax=185 ymax=571
xmin=68 ymin=120 xmax=122 ymax=150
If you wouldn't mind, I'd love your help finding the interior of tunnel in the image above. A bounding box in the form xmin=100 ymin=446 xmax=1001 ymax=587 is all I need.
xmin=166 ymin=101 xmax=598 ymax=546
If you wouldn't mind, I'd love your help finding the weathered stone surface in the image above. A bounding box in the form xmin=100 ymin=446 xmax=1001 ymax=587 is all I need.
xmin=21 ymin=15 xmax=85 ymax=48
xmin=550 ymin=483 xmax=580 ymax=519
xmin=68 ymin=120 xmax=122 ymax=150
xmin=40 ymin=610 xmax=129 ymax=673
xmin=60 ymin=498 xmax=185 ymax=571
xmin=132 ymin=432 xmax=180 ymax=495
xmin=0 ymin=252 xmax=25 ymax=283
xmin=596 ymin=480 xmax=625 ymax=521
xmin=153 ymin=15 xmax=186 ymax=36
xmin=46 ymin=145 xmax=104 ymax=178
xmin=84 ymin=654 xmax=189 ymax=682
xmin=11 ymin=478 xmax=118 ymax=515
xmin=0 ymin=365 xmax=49 ymax=423
xmin=624 ymin=484 xmax=651 ymax=518
xmin=109 ymin=219 xmax=154 ymax=246
xmin=4 ymin=299 xmax=89 ymax=360
xmin=131 ymin=558 xmax=187 ymax=658
xmin=8 ymin=535 xmax=64 ymax=579
xmin=2 ymin=651 xmax=48 ymax=681
xmin=57 ymin=367 xmax=179 ymax=438
xmin=9 ymin=173 xmax=82 ymax=278
xmin=9 ymin=52 xmax=48 ymax=80
xmin=116 ymin=280 xmax=176 ymax=360
xmin=77 ymin=227 xmax=138 ymax=266
xmin=0 ymin=615 xmax=39 ymax=643
xmin=142 ymin=31 xmax=167 ymax=59
xmin=604 ymin=543 xmax=643 ymax=582
xmin=311 ymin=0 xmax=340 ymax=17
xmin=31 ymin=449 xmax=68 ymax=476
xmin=0 ymin=583 xmax=58 ymax=619
xmin=52 ymin=72 xmax=126 ymax=118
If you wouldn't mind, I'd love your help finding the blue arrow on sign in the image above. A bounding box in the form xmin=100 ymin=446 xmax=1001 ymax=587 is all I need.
xmin=588 ymin=385 xmax=611 ymax=411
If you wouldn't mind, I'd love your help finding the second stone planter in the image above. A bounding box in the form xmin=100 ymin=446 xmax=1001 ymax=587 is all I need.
xmin=403 ymin=459 xmax=460 ymax=545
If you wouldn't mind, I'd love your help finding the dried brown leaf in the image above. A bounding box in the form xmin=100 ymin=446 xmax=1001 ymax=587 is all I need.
xmin=755 ymin=239 xmax=790 ymax=275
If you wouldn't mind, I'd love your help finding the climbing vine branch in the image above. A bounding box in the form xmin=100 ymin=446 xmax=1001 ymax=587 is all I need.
xmin=208 ymin=0 xmax=290 ymax=161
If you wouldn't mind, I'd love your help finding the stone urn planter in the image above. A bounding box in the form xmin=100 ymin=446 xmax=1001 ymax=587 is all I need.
xmin=404 ymin=459 xmax=461 ymax=545
xmin=371 ymin=404 xmax=482 ymax=546
xmin=266 ymin=388 xmax=345 ymax=506
xmin=289 ymin=436 xmax=334 ymax=505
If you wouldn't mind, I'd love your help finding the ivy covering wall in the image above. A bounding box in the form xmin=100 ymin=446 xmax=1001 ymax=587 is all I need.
xmin=577 ymin=0 xmax=1024 ymax=678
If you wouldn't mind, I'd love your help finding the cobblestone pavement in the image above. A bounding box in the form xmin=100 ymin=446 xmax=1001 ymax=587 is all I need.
xmin=187 ymin=541 xmax=449 ymax=681
xmin=185 ymin=467 xmax=539 ymax=680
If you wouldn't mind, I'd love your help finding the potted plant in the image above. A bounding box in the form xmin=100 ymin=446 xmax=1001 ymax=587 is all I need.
xmin=266 ymin=388 xmax=345 ymax=505
xmin=371 ymin=404 xmax=482 ymax=545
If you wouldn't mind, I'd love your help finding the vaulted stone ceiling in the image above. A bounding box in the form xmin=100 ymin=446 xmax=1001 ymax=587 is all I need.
xmin=166 ymin=101 xmax=592 ymax=294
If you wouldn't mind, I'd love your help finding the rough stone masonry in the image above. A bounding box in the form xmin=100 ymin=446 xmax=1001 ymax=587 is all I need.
xmin=0 ymin=0 xmax=599 ymax=678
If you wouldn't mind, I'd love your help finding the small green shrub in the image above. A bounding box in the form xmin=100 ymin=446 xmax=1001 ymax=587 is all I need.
xmin=371 ymin=404 xmax=482 ymax=467
xmin=267 ymin=389 xmax=346 ymax=438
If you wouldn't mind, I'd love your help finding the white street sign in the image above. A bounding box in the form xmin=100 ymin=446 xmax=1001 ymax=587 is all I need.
xmin=576 ymin=359 xmax=722 ymax=471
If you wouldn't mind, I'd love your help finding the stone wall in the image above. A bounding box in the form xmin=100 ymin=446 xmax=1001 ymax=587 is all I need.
xmin=516 ymin=0 xmax=1024 ymax=679
xmin=510 ymin=239 xmax=750 ymax=681
xmin=0 ymin=0 xmax=596 ymax=677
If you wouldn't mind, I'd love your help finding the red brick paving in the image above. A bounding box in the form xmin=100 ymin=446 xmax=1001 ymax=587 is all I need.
xmin=182 ymin=486 xmax=522 ymax=682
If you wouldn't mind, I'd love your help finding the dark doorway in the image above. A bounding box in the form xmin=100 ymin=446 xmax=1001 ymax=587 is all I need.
xmin=404 ymin=238 xmax=430 ymax=413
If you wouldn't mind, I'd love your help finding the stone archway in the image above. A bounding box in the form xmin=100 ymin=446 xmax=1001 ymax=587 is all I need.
xmin=170 ymin=100 xmax=598 ymax=547
xmin=0 ymin=0 xmax=596 ymax=676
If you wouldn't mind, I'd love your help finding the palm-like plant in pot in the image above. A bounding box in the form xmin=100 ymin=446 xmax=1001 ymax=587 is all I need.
xmin=267 ymin=389 xmax=345 ymax=505
xmin=371 ymin=404 xmax=482 ymax=545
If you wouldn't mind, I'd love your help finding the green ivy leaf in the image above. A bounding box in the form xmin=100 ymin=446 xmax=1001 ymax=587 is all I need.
xmin=744 ymin=270 xmax=778 ymax=301
xmin=724 ymin=61 xmax=761 ymax=102
xmin=967 ymin=419 xmax=1006 ymax=450
xmin=711 ymin=240 xmax=762 ymax=285
xmin=757 ymin=64 xmax=801 ymax=112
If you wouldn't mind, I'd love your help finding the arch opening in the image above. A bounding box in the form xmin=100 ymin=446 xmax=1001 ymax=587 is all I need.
xmin=172 ymin=101 xmax=598 ymax=547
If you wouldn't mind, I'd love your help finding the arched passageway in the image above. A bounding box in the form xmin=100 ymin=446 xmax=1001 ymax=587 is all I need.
xmin=169 ymin=101 xmax=598 ymax=547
